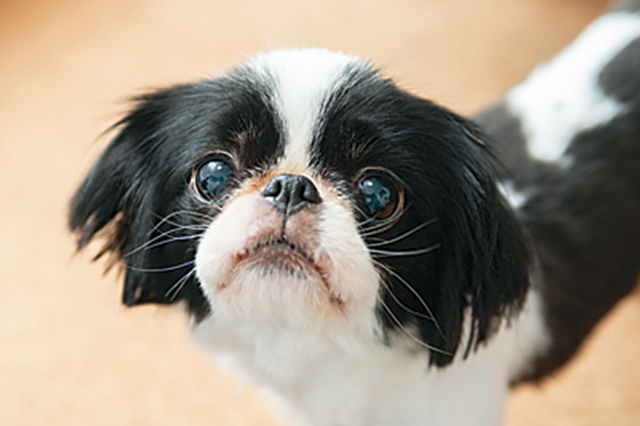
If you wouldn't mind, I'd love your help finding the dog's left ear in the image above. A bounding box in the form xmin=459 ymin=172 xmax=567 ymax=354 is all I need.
xmin=378 ymin=103 xmax=533 ymax=366
xmin=437 ymin=116 xmax=532 ymax=359
xmin=69 ymin=88 xmax=210 ymax=319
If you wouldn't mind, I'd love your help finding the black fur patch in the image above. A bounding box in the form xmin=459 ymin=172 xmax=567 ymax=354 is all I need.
xmin=69 ymin=69 xmax=284 ymax=321
xmin=477 ymin=94 xmax=640 ymax=381
xmin=313 ymin=69 xmax=531 ymax=366
xmin=599 ymin=36 xmax=640 ymax=104
xmin=521 ymin=111 xmax=640 ymax=380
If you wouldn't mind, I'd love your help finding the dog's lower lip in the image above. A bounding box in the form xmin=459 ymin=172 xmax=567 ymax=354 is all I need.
xmin=230 ymin=239 xmax=334 ymax=291
xmin=243 ymin=239 xmax=311 ymax=261
xmin=231 ymin=239 xmax=311 ymax=271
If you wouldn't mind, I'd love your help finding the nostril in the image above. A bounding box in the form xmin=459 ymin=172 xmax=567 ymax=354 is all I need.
xmin=262 ymin=173 xmax=322 ymax=216
xmin=298 ymin=177 xmax=322 ymax=205
xmin=262 ymin=177 xmax=283 ymax=198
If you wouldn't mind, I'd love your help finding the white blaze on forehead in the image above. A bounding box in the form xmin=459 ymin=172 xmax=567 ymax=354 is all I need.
xmin=506 ymin=12 xmax=640 ymax=165
xmin=247 ymin=49 xmax=362 ymax=171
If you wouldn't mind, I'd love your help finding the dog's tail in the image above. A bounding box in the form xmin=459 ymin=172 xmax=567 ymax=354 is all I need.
xmin=475 ymin=0 xmax=640 ymax=381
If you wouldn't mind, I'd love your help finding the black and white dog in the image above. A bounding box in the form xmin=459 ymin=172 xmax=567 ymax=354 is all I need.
xmin=69 ymin=2 xmax=640 ymax=425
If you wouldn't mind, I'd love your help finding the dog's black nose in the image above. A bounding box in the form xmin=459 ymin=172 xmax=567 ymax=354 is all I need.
xmin=262 ymin=173 xmax=322 ymax=216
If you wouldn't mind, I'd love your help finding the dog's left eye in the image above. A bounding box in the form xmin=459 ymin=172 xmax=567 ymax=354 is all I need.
xmin=356 ymin=171 xmax=403 ymax=220
xmin=193 ymin=158 xmax=235 ymax=201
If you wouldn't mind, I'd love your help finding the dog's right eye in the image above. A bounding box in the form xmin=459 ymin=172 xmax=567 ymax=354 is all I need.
xmin=193 ymin=158 xmax=235 ymax=201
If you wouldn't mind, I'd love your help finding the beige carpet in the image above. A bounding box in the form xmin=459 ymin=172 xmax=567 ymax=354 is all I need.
xmin=1 ymin=0 xmax=638 ymax=424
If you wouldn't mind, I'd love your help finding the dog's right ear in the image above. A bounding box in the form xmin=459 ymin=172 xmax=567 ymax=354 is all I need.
xmin=69 ymin=88 xmax=211 ymax=320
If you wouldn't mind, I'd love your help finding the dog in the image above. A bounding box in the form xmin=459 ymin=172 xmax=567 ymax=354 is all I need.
xmin=69 ymin=2 xmax=640 ymax=425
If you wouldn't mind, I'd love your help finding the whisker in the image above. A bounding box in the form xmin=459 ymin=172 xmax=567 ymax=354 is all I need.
xmin=376 ymin=262 xmax=445 ymax=339
xmin=358 ymin=205 xmax=412 ymax=238
xmin=352 ymin=205 xmax=393 ymax=233
xmin=147 ymin=209 xmax=217 ymax=236
xmin=126 ymin=260 xmax=195 ymax=273
xmin=381 ymin=280 xmax=438 ymax=322
xmin=368 ymin=218 xmax=438 ymax=247
xmin=135 ymin=234 xmax=204 ymax=254
xmin=126 ymin=208 xmax=213 ymax=258
xmin=370 ymin=243 xmax=441 ymax=258
xmin=379 ymin=298 xmax=451 ymax=356
xmin=359 ymin=218 xmax=399 ymax=237
xmin=151 ymin=209 xmax=218 ymax=222
xmin=126 ymin=226 xmax=204 ymax=257
xmin=148 ymin=211 xmax=195 ymax=233
xmin=355 ymin=210 xmax=378 ymax=230
xmin=150 ymin=216 xmax=211 ymax=234
xmin=165 ymin=268 xmax=197 ymax=301
xmin=158 ymin=222 xmax=209 ymax=231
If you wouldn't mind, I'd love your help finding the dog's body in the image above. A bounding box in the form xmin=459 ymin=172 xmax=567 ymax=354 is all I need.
xmin=476 ymin=2 xmax=640 ymax=381
xmin=70 ymin=3 xmax=640 ymax=426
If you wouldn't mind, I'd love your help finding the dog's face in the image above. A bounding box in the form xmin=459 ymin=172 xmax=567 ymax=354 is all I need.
xmin=70 ymin=49 xmax=530 ymax=366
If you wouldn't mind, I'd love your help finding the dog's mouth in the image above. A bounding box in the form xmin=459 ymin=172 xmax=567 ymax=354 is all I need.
xmin=223 ymin=234 xmax=334 ymax=289
xmin=235 ymin=238 xmax=318 ymax=279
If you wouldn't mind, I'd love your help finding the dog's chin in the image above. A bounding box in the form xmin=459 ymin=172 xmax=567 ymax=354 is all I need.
xmin=212 ymin=242 xmax=345 ymax=324
xmin=216 ymin=264 xmax=342 ymax=324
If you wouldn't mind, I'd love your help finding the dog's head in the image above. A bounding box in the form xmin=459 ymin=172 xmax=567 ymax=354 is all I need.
xmin=70 ymin=49 xmax=530 ymax=366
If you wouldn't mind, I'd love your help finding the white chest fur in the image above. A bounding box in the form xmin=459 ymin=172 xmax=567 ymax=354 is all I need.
xmin=192 ymin=291 xmax=548 ymax=426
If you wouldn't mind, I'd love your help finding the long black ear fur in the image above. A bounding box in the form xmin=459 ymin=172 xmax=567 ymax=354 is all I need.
xmin=372 ymin=97 xmax=532 ymax=367
xmin=69 ymin=89 xmax=210 ymax=320
xmin=427 ymin=118 xmax=531 ymax=366
xmin=450 ymin=119 xmax=533 ymax=352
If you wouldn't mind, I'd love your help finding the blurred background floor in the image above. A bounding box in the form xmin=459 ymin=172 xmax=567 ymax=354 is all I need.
xmin=1 ymin=0 xmax=638 ymax=425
